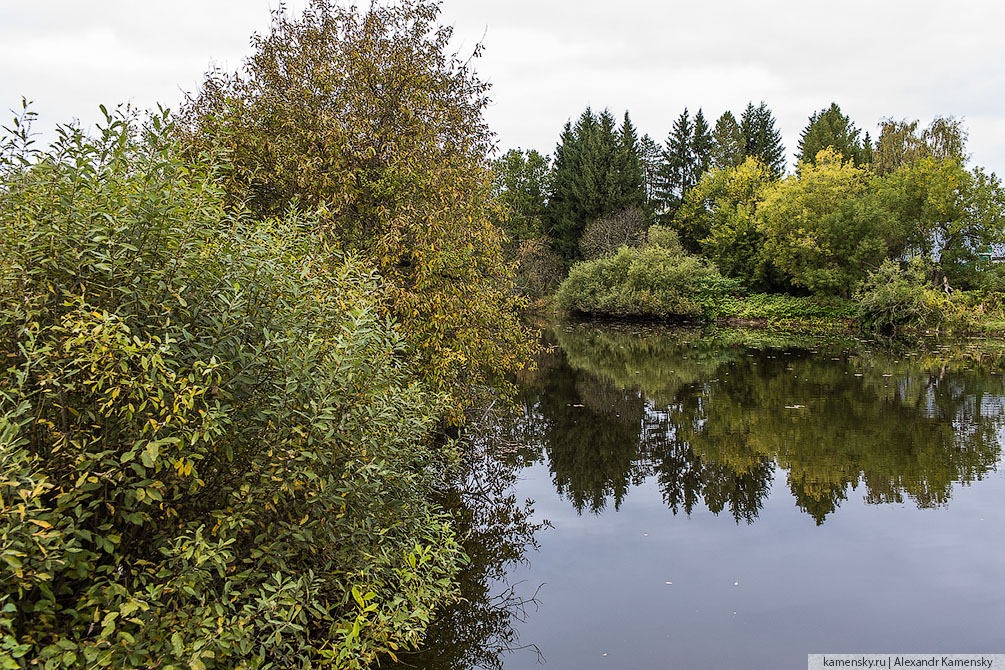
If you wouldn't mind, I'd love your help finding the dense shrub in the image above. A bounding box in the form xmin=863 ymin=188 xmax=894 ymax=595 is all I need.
xmin=0 ymin=111 xmax=465 ymax=668
xmin=555 ymin=239 xmax=738 ymax=318
xmin=513 ymin=238 xmax=565 ymax=300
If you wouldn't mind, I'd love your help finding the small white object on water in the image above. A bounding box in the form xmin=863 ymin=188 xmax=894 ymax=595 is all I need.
xmin=643 ymin=533 xmax=648 ymax=536
xmin=734 ymin=581 xmax=739 ymax=586
xmin=665 ymin=581 xmax=673 ymax=585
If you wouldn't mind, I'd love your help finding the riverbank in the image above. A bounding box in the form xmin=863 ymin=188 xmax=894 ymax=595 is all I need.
xmin=531 ymin=290 xmax=1005 ymax=336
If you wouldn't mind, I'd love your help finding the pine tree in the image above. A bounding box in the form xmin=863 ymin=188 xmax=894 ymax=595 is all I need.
xmin=741 ymin=101 xmax=785 ymax=178
xmin=712 ymin=110 xmax=745 ymax=169
xmin=797 ymin=102 xmax=865 ymax=168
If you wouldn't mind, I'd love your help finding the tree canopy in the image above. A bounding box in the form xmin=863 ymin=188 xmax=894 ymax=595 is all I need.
xmin=180 ymin=0 xmax=534 ymax=416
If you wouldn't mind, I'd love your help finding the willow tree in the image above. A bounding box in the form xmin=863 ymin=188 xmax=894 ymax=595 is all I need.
xmin=180 ymin=0 xmax=534 ymax=417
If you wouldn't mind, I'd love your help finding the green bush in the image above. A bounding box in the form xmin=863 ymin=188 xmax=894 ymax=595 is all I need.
xmin=854 ymin=260 xmax=932 ymax=332
xmin=0 ymin=109 xmax=464 ymax=668
xmin=645 ymin=225 xmax=685 ymax=254
xmin=555 ymin=243 xmax=739 ymax=318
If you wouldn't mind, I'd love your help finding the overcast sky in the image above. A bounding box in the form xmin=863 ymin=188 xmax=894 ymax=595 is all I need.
xmin=3 ymin=1 xmax=1005 ymax=175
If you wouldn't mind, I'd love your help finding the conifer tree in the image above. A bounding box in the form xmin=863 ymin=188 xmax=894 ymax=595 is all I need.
xmin=712 ymin=110 xmax=745 ymax=169
xmin=616 ymin=112 xmax=647 ymax=212
xmin=741 ymin=101 xmax=786 ymax=178
xmin=654 ymin=109 xmax=693 ymax=222
xmin=545 ymin=107 xmax=645 ymax=263
xmin=655 ymin=108 xmax=715 ymax=224
xmin=639 ymin=133 xmax=663 ymax=205
xmin=797 ymin=102 xmax=866 ymax=168
xmin=692 ymin=109 xmax=714 ymax=177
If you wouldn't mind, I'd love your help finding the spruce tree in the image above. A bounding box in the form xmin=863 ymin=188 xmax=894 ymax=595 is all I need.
xmin=692 ymin=109 xmax=714 ymax=178
xmin=639 ymin=133 xmax=663 ymax=206
xmin=741 ymin=101 xmax=786 ymax=178
xmin=655 ymin=108 xmax=694 ymax=223
xmin=616 ymin=112 xmax=646 ymax=213
xmin=797 ymin=102 xmax=865 ymax=168
xmin=655 ymin=108 xmax=715 ymax=225
xmin=712 ymin=111 xmax=745 ymax=169
xmin=545 ymin=107 xmax=646 ymax=264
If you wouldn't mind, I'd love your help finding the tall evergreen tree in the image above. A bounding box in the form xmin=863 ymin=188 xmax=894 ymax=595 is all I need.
xmin=616 ymin=112 xmax=646 ymax=212
xmin=655 ymin=108 xmax=715 ymax=225
xmin=741 ymin=101 xmax=786 ymax=178
xmin=712 ymin=111 xmax=745 ymax=169
xmin=545 ymin=107 xmax=646 ymax=264
xmin=797 ymin=102 xmax=866 ymax=168
xmin=639 ymin=133 xmax=663 ymax=206
xmin=692 ymin=109 xmax=714 ymax=177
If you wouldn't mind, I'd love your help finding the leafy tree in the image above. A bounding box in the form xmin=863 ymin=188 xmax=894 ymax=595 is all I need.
xmin=0 ymin=109 xmax=466 ymax=669
xmin=579 ymin=206 xmax=649 ymax=260
xmin=179 ymin=0 xmax=534 ymax=417
xmin=491 ymin=148 xmax=551 ymax=245
xmin=757 ymin=148 xmax=901 ymax=296
xmin=797 ymin=102 xmax=867 ymax=168
xmin=681 ymin=157 xmax=780 ymax=290
xmin=873 ymin=116 xmax=968 ymax=176
xmin=740 ymin=101 xmax=786 ymax=178
xmin=877 ymin=157 xmax=1005 ymax=287
xmin=712 ymin=110 xmax=745 ymax=169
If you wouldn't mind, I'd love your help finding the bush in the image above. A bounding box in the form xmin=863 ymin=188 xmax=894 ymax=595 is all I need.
xmin=555 ymin=244 xmax=739 ymax=318
xmin=855 ymin=259 xmax=936 ymax=333
xmin=717 ymin=293 xmax=856 ymax=322
xmin=513 ymin=237 xmax=565 ymax=299
xmin=0 ymin=110 xmax=465 ymax=668
xmin=645 ymin=225 xmax=685 ymax=254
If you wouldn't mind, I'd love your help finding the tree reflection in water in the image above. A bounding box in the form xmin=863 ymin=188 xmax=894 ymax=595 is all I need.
xmin=534 ymin=323 xmax=1005 ymax=524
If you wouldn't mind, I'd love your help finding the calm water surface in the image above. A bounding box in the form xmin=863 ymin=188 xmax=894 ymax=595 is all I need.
xmin=398 ymin=324 xmax=1005 ymax=670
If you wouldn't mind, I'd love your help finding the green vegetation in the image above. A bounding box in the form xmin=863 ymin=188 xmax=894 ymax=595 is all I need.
xmin=1 ymin=1 xmax=546 ymax=667
xmin=180 ymin=0 xmax=536 ymax=419
xmin=555 ymin=229 xmax=739 ymax=319
xmin=499 ymin=96 xmax=1005 ymax=333
xmin=0 ymin=110 xmax=471 ymax=668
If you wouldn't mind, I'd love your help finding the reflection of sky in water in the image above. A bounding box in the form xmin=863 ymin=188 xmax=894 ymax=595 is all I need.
xmin=503 ymin=462 xmax=1005 ymax=670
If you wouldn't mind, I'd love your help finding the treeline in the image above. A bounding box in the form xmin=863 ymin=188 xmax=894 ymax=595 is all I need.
xmin=0 ymin=1 xmax=535 ymax=668
xmin=494 ymin=102 xmax=1005 ymax=329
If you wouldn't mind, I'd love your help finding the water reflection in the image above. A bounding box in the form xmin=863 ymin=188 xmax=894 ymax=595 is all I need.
xmin=516 ymin=324 xmax=1005 ymax=524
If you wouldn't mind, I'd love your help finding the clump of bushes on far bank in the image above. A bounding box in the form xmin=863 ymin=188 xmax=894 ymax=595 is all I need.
xmin=854 ymin=259 xmax=1005 ymax=334
xmin=556 ymin=226 xmax=740 ymax=318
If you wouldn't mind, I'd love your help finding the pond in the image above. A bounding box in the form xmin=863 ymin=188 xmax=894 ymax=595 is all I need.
xmin=391 ymin=323 xmax=1005 ymax=670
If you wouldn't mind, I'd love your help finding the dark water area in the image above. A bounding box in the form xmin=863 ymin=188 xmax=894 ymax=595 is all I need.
xmin=390 ymin=324 xmax=1005 ymax=670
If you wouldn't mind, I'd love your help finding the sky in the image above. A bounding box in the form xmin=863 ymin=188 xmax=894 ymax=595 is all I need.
xmin=3 ymin=0 xmax=1005 ymax=175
